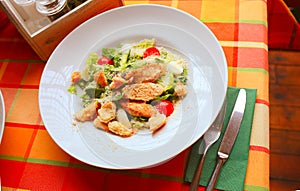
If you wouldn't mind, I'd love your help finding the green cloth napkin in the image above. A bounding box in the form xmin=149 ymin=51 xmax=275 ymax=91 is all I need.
xmin=184 ymin=87 xmax=257 ymax=191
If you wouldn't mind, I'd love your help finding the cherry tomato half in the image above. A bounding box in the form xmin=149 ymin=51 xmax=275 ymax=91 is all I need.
xmin=97 ymin=56 xmax=114 ymax=65
xmin=155 ymin=100 xmax=174 ymax=117
xmin=143 ymin=47 xmax=160 ymax=58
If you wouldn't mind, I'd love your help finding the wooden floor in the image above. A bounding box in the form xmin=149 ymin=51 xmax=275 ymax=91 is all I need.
xmin=269 ymin=50 xmax=300 ymax=190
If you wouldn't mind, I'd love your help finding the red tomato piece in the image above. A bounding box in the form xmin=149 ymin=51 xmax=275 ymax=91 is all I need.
xmin=143 ymin=47 xmax=160 ymax=58
xmin=97 ymin=56 xmax=114 ymax=65
xmin=155 ymin=100 xmax=174 ymax=117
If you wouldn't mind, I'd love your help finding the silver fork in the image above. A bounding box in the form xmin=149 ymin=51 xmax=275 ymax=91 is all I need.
xmin=189 ymin=101 xmax=226 ymax=191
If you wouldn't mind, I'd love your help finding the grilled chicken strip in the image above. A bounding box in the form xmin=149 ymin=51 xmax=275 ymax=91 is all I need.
xmin=174 ymin=82 xmax=187 ymax=97
xmin=74 ymin=102 xmax=97 ymax=122
xmin=108 ymin=121 xmax=134 ymax=137
xmin=119 ymin=101 xmax=156 ymax=118
xmin=122 ymin=82 xmax=164 ymax=102
xmin=123 ymin=63 xmax=167 ymax=83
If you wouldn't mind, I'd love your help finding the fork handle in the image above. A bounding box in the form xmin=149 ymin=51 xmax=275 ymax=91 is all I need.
xmin=189 ymin=153 xmax=206 ymax=191
xmin=205 ymin=158 xmax=226 ymax=191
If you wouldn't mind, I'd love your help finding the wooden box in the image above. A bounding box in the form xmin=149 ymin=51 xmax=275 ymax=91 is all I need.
xmin=0 ymin=0 xmax=124 ymax=61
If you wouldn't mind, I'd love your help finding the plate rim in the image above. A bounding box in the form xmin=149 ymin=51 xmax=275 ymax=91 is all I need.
xmin=0 ymin=90 xmax=5 ymax=143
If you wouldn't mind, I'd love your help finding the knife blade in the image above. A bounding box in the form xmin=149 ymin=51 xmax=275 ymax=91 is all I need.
xmin=0 ymin=90 xmax=5 ymax=143
xmin=205 ymin=89 xmax=247 ymax=191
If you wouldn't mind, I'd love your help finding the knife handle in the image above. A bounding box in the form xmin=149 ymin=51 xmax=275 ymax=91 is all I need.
xmin=205 ymin=158 xmax=226 ymax=191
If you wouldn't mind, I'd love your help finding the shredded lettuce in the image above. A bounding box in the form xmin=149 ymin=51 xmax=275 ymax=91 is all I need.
xmin=76 ymin=79 xmax=88 ymax=89
xmin=67 ymin=84 xmax=77 ymax=94
xmin=154 ymin=93 xmax=176 ymax=101
xmin=86 ymin=52 xmax=98 ymax=65
xmin=157 ymin=73 xmax=175 ymax=91
xmin=102 ymin=48 xmax=117 ymax=59
xmin=133 ymin=39 xmax=155 ymax=48
xmin=176 ymin=68 xmax=188 ymax=84
xmin=130 ymin=119 xmax=145 ymax=129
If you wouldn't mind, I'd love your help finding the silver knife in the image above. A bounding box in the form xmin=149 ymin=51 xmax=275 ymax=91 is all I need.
xmin=205 ymin=89 xmax=247 ymax=191
xmin=0 ymin=90 xmax=5 ymax=143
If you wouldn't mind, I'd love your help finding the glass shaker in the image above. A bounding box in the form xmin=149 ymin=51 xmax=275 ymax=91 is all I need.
xmin=35 ymin=0 xmax=70 ymax=21
xmin=13 ymin=0 xmax=51 ymax=33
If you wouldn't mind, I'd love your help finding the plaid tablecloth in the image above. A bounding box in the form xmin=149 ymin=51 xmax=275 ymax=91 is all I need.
xmin=0 ymin=0 xmax=269 ymax=190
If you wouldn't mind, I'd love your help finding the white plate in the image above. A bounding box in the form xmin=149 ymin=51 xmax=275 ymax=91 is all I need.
xmin=0 ymin=90 xmax=5 ymax=143
xmin=39 ymin=4 xmax=228 ymax=169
